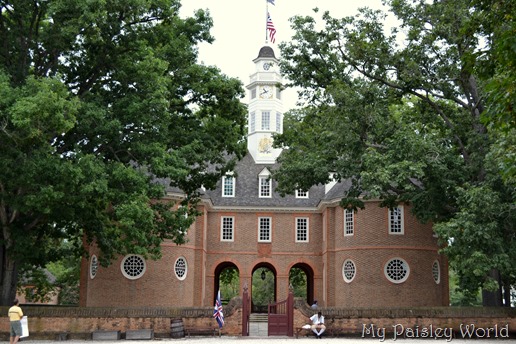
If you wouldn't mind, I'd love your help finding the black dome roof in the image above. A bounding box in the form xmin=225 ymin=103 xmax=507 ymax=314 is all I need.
xmin=257 ymin=46 xmax=276 ymax=59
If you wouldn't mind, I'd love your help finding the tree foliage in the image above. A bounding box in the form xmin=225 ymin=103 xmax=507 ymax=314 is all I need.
xmin=274 ymin=0 xmax=515 ymax=305
xmin=0 ymin=0 xmax=247 ymax=305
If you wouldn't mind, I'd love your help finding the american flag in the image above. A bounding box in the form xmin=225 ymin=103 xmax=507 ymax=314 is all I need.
xmin=213 ymin=290 xmax=224 ymax=328
xmin=267 ymin=13 xmax=276 ymax=43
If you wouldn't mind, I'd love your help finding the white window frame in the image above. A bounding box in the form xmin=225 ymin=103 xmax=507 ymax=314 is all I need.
xmin=222 ymin=175 xmax=235 ymax=197
xmin=250 ymin=111 xmax=256 ymax=133
xmin=389 ymin=206 xmax=404 ymax=234
xmin=276 ymin=112 xmax=282 ymax=133
xmin=342 ymin=259 xmax=356 ymax=283
xmin=261 ymin=111 xmax=270 ymax=130
xmin=258 ymin=217 xmax=272 ymax=242
xmin=432 ymin=260 xmax=441 ymax=284
xmin=89 ymin=255 xmax=98 ymax=279
xmin=259 ymin=177 xmax=272 ymax=198
xmin=221 ymin=216 xmax=235 ymax=242
xmin=295 ymin=217 xmax=309 ymax=242
xmin=384 ymin=258 xmax=410 ymax=284
xmin=174 ymin=257 xmax=188 ymax=281
xmin=344 ymin=209 xmax=354 ymax=236
xmin=296 ymin=190 xmax=309 ymax=199
xmin=120 ymin=254 xmax=146 ymax=280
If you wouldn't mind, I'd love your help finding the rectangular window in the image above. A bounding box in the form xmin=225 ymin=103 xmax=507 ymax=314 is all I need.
xmin=221 ymin=216 xmax=234 ymax=241
xmin=222 ymin=175 xmax=235 ymax=197
xmin=259 ymin=177 xmax=271 ymax=198
xmin=344 ymin=209 xmax=354 ymax=236
xmin=261 ymin=111 xmax=270 ymax=130
xmin=250 ymin=112 xmax=256 ymax=133
xmin=276 ymin=112 xmax=282 ymax=133
xmin=258 ymin=217 xmax=271 ymax=242
xmin=276 ymin=88 xmax=281 ymax=100
xmin=296 ymin=190 xmax=309 ymax=198
xmin=296 ymin=217 xmax=309 ymax=242
xmin=389 ymin=206 xmax=404 ymax=234
xmin=251 ymin=88 xmax=257 ymax=99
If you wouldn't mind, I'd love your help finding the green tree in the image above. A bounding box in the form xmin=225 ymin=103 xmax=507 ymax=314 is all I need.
xmin=289 ymin=267 xmax=307 ymax=299
xmin=0 ymin=0 xmax=247 ymax=305
xmin=219 ymin=267 xmax=239 ymax=304
xmin=274 ymin=0 xmax=515 ymax=306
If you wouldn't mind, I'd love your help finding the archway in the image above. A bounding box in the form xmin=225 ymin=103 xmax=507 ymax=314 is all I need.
xmin=251 ymin=263 xmax=276 ymax=313
xmin=214 ymin=262 xmax=240 ymax=305
xmin=289 ymin=263 xmax=314 ymax=305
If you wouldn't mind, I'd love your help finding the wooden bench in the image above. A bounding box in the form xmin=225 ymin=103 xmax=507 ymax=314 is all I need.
xmin=184 ymin=327 xmax=220 ymax=337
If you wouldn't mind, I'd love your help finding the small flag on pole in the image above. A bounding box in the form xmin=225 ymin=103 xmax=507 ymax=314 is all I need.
xmin=213 ymin=290 xmax=224 ymax=328
xmin=267 ymin=13 xmax=276 ymax=43
xmin=267 ymin=0 xmax=275 ymax=5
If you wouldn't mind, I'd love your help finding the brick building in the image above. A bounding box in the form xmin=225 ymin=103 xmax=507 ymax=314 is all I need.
xmin=79 ymin=46 xmax=449 ymax=309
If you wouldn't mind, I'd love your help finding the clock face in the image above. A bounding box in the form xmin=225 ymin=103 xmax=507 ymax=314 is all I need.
xmin=263 ymin=62 xmax=272 ymax=70
xmin=259 ymin=85 xmax=273 ymax=99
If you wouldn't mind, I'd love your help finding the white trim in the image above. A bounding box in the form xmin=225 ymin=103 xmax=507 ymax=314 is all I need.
xmin=258 ymin=217 xmax=272 ymax=242
xmin=89 ymin=255 xmax=98 ymax=279
xmin=120 ymin=255 xmax=146 ymax=280
xmin=221 ymin=216 xmax=235 ymax=242
xmin=384 ymin=258 xmax=410 ymax=284
xmin=295 ymin=190 xmax=309 ymax=199
xmin=344 ymin=209 xmax=354 ymax=236
xmin=388 ymin=206 xmax=404 ymax=234
xmin=259 ymin=176 xmax=272 ymax=198
xmin=295 ymin=217 xmax=309 ymax=242
xmin=222 ymin=175 xmax=235 ymax=197
xmin=174 ymin=257 xmax=188 ymax=281
xmin=342 ymin=259 xmax=356 ymax=283
xmin=432 ymin=260 xmax=441 ymax=284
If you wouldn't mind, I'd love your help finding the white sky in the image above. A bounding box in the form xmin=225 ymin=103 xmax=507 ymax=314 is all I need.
xmin=180 ymin=1 xmax=394 ymax=110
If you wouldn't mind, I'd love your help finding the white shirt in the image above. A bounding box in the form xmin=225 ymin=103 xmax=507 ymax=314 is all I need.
xmin=310 ymin=314 xmax=324 ymax=325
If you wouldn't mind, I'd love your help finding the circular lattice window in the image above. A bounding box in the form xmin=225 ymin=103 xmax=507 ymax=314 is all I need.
xmin=174 ymin=257 xmax=187 ymax=281
xmin=384 ymin=258 xmax=410 ymax=283
xmin=432 ymin=260 xmax=440 ymax=284
xmin=90 ymin=255 xmax=99 ymax=279
xmin=342 ymin=259 xmax=356 ymax=283
xmin=121 ymin=255 xmax=146 ymax=280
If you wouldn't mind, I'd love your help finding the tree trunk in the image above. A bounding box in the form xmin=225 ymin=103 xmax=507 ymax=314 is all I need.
xmin=481 ymin=269 xmax=503 ymax=307
xmin=0 ymin=244 xmax=18 ymax=306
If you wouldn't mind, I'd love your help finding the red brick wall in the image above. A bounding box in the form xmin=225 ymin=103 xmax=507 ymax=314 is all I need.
xmin=81 ymin=199 xmax=447 ymax=308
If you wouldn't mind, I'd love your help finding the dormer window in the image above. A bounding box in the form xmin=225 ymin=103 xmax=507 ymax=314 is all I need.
xmin=296 ymin=190 xmax=309 ymax=198
xmin=222 ymin=173 xmax=235 ymax=197
xmin=259 ymin=168 xmax=272 ymax=198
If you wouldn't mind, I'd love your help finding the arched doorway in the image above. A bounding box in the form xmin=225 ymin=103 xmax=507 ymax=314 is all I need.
xmin=214 ymin=262 xmax=240 ymax=305
xmin=251 ymin=264 xmax=276 ymax=313
xmin=289 ymin=263 xmax=314 ymax=305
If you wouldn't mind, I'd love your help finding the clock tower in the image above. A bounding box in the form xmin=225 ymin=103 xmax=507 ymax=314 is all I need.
xmin=246 ymin=46 xmax=283 ymax=164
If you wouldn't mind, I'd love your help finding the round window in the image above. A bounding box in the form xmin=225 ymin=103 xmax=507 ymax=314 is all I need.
xmin=342 ymin=259 xmax=356 ymax=283
xmin=175 ymin=257 xmax=187 ymax=281
xmin=90 ymin=255 xmax=98 ymax=279
xmin=121 ymin=255 xmax=146 ymax=280
xmin=432 ymin=260 xmax=440 ymax=284
xmin=384 ymin=258 xmax=410 ymax=283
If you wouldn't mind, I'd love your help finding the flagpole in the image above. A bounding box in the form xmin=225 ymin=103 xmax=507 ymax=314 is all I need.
xmin=265 ymin=0 xmax=269 ymax=43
